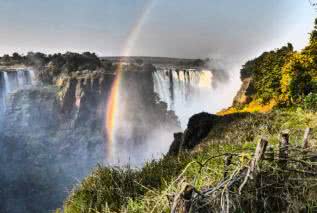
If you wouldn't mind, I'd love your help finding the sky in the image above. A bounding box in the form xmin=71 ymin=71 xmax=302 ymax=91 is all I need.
xmin=0 ymin=0 xmax=315 ymax=61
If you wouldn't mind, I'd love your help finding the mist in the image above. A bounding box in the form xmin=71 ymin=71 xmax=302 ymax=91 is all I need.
xmin=0 ymin=1 xmax=315 ymax=213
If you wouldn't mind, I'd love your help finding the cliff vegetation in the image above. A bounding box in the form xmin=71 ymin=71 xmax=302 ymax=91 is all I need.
xmin=220 ymin=19 xmax=317 ymax=115
xmin=59 ymin=19 xmax=317 ymax=213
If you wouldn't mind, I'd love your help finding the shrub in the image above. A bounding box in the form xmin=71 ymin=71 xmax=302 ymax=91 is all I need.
xmin=304 ymin=92 xmax=317 ymax=111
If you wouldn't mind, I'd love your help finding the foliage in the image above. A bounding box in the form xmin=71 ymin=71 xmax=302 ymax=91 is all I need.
xmin=309 ymin=18 xmax=317 ymax=44
xmin=304 ymin=92 xmax=317 ymax=111
xmin=61 ymin=109 xmax=317 ymax=212
xmin=177 ymin=58 xmax=206 ymax=67
xmin=240 ymin=43 xmax=293 ymax=104
xmin=232 ymin=18 xmax=317 ymax=112
xmin=63 ymin=155 xmax=192 ymax=213
xmin=280 ymin=52 xmax=316 ymax=104
xmin=0 ymin=51 xmax=111 ymax=83
xmin=60 ymin=18 xmax=317 ymax=213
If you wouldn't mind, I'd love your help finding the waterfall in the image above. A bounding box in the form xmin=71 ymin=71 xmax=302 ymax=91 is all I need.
xmin=0 ymin=69 xmax=36 ymax=121
xmin=4 ymin=71 xmax=10 ymax=92
xmin=28 ymin=69 xmax=36 ymax=85
xmin=17 ymin=69 xmax=33 ymax=87
xmin=153 ymin=68 xmax=213 ymax=128
xmin=0 ymin=72 xmax=5 ymax=118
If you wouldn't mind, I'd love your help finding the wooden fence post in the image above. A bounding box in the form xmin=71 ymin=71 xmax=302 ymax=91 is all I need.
xmin=239 ymin=138 xmax=268 ymax=194
xmin=279 ymin=130 xmax=289 ymax=168
xmin=250 ymin=138 xmax=268 ymax=174
xmin=303 ymin=128 xmax=311 ymax=149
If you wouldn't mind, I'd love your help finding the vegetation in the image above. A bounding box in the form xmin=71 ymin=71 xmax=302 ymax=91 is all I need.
xmin=222 ymin=18 xmax=317 ymax=114
xmin=240 ymin=43 xmax=293 ymax=103
xmin=60 ymin=19 xmax=317 ymax=212
xmin=62 ymin=155 xmax=192 ymax=212
xmin=177 ymin=58 xmax=207 ymax=67
xmin=61 ymin=109 xmax=317 ymax=212
xmin=0 ymin=52 xmax=111 ymax=83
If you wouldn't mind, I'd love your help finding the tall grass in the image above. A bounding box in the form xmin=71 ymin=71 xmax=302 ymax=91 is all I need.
xmin=61 ymin=109 xmax=317 ymax=213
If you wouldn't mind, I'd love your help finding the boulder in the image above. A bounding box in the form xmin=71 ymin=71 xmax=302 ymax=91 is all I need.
xmin=168 ymin=112 xmax=219 ymax=155
xmin=168 ymin=112 xmax=253 ymax=155
xmin=182 ymin=112 xmax=219 ymax=150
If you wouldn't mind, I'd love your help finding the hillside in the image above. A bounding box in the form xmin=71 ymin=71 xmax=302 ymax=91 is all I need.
xmin=59 ymin=19 xmax=317 ymax=213
xmin=60 ymin=110 xmax=317 ymax=213
xmin=220 ymin=19 xmax=317 ymax=115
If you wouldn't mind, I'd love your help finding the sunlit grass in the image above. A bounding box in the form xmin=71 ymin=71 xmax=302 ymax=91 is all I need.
xmin=60 ymin=109 xmax=317 ymax=213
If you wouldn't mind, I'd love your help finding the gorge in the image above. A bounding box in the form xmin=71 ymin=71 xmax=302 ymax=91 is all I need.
xmin=0 ymin=53 xmax=226 ymax=213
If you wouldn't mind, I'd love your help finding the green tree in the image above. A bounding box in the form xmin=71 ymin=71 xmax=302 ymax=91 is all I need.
xmin=241 ymin=43 xmax=294 ymax=103
xmin=12 ymin=52 xmax=22 ymax=61
xmin=309 ymin=18 xmax=317 ymax=43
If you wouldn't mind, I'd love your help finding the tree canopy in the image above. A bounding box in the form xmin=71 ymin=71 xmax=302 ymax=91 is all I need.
xmin=239 ymin=18 xmax=317 ymax=107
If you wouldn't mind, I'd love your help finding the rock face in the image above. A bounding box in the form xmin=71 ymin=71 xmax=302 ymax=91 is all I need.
xmin=55 ymin=70 xmax=114 ymax=129
xmin=107 ymin=65 xmax=180 ymax=163
xmin=0 ymin=59 xmax=180 ymax=213
xmin=168 ymin=112 xmax=218 ymax=155
xmin=4 ymin=87 xmax=59 ymax=133
xmin=0 ymin=83 xmax=107 ymax=213
xmin=232 ymin=77 xmax=252 ymax=106
xmin=182 ymin=112 xmax=219 ymax=149
xmin=168 ymin=132 xmax=184 ymax=155
xmin=168 ymin=112 xmax=250 ymax=155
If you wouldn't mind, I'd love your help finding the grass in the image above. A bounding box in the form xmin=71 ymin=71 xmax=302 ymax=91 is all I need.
xmin=60 ymin=108 xmax=317 ymax=213
xmin=62 ymin=154 xmax=193 ymax=213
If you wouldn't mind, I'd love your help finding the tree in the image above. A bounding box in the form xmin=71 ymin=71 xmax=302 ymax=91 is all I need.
xmin=280 ymin=52 xmax=316 ymax=103
xmin=240 ymin=44 xmax=294 ymax=103
xmin=12 ymin=52 xmax=22 ymax=61
xmin=2 ymin=54 xmax=10 ymax=62
xmin=309 ymin=18 xmax=317 ymax=43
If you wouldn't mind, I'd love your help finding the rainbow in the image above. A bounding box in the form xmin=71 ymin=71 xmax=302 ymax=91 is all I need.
xmin=105 ymin=0 xmax=156 ymax=158
xmin=105 ymin=64 xmax=122 ymax=150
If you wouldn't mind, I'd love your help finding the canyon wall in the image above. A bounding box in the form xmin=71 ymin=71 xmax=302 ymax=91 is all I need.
xmin=0 ymin=56 xmax=180 ymax=213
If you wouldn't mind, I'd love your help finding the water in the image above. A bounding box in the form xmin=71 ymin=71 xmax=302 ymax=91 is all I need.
xmin=107 ymin=69 xmax=181 ymax=166
xmin=153 ymin=68 xmax=213 ymax=128
xmin=0 ymin=69 xmax=35 ymax=119
xmin=0 ymin=65 xmax=239 ymax=212
xmin=3 ymin=72 xmax=10 ymax=92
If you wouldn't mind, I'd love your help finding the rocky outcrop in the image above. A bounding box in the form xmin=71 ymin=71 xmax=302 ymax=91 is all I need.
xmin=168 ymin=112 xmax=218 ymax=155
xmin=55 ymin=70 xmax=115 ymax=128
xmin=232 ymin=77 xmax=252 ymax=106
xmin=168 ymin=112 xmax=251 ymax=155
xmin=57 ymin=77 xmax=77 ymax=114
xmin=168 ymin=132 xmax=184 ymax=155
xmin=182 ymin=112 xmax=218 ymax=149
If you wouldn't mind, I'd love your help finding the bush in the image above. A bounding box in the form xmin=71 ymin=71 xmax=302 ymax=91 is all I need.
xmin=303 ymin=92 xmax=317 ymax=111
